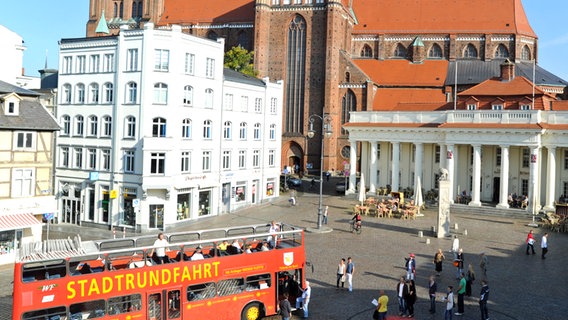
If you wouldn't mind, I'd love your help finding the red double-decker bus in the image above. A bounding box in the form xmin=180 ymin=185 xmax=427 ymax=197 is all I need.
xmin=13 ymin=223 xmax=307 ymax=320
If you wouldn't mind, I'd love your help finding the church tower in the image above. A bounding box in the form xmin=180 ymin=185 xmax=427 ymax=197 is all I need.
xmin=86 ymin=0 xmax=164 ymax=36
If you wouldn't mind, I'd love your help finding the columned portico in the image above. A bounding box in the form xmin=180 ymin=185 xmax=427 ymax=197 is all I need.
xmin=469 ymin=144 xmax=482 ymax=206
xmin=370 ymin=141 xmax=378 ymax=193
xmin=446 ymin=144 xmax=455 ymax=203
xmin=497 ymin=145 xmax=510 ymax=209
xmin=545 ymin=147 xmax=556 ymax=211
xmin=348 ymin=140 xmax=358 ymax=194
xmin=528 ymin=147 xmax=540 ymax=214
xmin=391 ymin=142 xmax=400 ymax=192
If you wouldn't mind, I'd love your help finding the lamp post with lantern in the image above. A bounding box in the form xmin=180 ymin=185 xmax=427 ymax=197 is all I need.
xmin=307 ymin=113 xmax=333 ymax=229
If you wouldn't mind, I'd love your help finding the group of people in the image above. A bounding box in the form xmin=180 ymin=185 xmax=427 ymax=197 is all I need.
xmin=526 ymin=229 xmax=549 ymax=259
xmin=335 ymin=257 xmax=355 ymax=291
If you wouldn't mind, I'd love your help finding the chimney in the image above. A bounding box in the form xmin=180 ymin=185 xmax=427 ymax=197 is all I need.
xmin=411 ymin=37 xmax=425 ymax=64
xmin=500 ymin=59 xmax=515 ymax=81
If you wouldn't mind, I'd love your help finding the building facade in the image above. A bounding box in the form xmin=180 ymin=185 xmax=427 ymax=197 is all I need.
xmin=0 ymin=82 xmax=60 ymax=264
xmin=56 ymin=24 xmax=283 ymax=232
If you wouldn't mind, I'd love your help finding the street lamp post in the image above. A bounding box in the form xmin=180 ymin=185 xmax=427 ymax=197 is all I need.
xmin=307 ymin=114 xmax=332 ymax=229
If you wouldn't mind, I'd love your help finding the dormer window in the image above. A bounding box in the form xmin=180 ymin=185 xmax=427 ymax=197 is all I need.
xmin=520 ymin=104 xmax=531 ymax=110
xmin=492 ymin=104 xmax=503 ymax=110
xmin=467 ymin=104 xmax=477 ymax=110
xmin=8 ymin=102 xmax=15 ymax=113
xmin=3 ymin=94 xmax=21 ymax=116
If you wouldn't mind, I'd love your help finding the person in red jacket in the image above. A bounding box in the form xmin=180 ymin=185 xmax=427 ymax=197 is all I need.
xmin=526 ymin=229 xmax=536 ymax=255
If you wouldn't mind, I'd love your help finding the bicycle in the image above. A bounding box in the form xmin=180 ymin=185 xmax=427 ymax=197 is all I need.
xmin=350 ymin=220 xmax=362 ymax=234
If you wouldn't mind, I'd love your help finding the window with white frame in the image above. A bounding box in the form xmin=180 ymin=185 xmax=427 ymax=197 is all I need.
xmin=102 ymin=116 xmax=112 ymax=137
xmin=14 ymin=132 xmax=35 ymax=150
xmin=87 ymin=148 xmax=97 ymax=169
xmin=253 ymin=123 xmax=261 ymax=140
xmin=150 ymin=152 xmax=166 ymax=174
xmin=182 ymin=119 xmax=192 ymax=139
xmin=12 ymin=168 xmax=34 ymax=197
xmin=222 ymin=150 xmax=231 ymax=170
xmin=269 ymin=124 xmax=276 ymax=140
xmin=75 ymin=115 xmax=84 ymax=136
xmin=76 ymin=83 xmax=85 ymax=103
xmin=185 ymin=53 xmax=195 ymax=74
xmin=101 ymin=149 xmax=111 ymax=170
xmin=184 ymin=85 xmax=193 ymax=106
xmin=238 ymin=150 xmax=246 ymax=169
xmin=61 ymin=115 xmax=71 ymax=135
xmin=89 ymin=54 xmax=100 ymax=73
xmin=61 ymin=147 xmax=69 ymax=167
xmin=62 ymin=56 xmax=73 ymax=74
xmin=74 ymin=147 xmax=83 ymax=168
xmin=62 ymin=84 xmax=72 ymax=104
xmin=125 ymin=116 xmax=136 ymax=138
xmin=126 ymin=82 xmax=137 ymax=103
xmin=206 ymin=58 xmax=215 ymax=78
xmin=520 ymin=104 xmax=531 ymax=110
xmin=467 ymin=104 xmax=476 ymax=110
xmin=202 ymin=151 xmax=211 ymax=172
xmin=254 ymin=98 xmax=262 ymax=113
xmin=153 ymin=83 xmax=168 ymax=104
xmin=77 ymin=55 xmax=86 ymax=73
xmin=496 ymin=147 xmax=502 ymax=166
xmin=103 ymin=53 xmax=114 ymax=72
xmin=103 ymin=82 xmax=114 ymax=103
xmin=203 ymin=120 xmax=212 ymax=139
xmin=223 ymin=121 xmax=232 ymax=140
xmin=204 ymin=89 xmax=214 ymax=108
xmin=252 ymin=150 xmax=260 ymax=168
xmin=435 ymin=145 xmax=440 ymax=163
xmin=153 ymin=117 xmax=167 ymax=137
xmin=492 ymin=104 xmax=503 ymax=110
xmin=124 ymin=149 xmax=135 ymax=173
xmin=522 ymin=148 xmax=530 ymax=168
xmin=268 ymin=149 xmax=275 ymax=166
xmin=564 ymin=150 xmax=568 ymax=170
xmin=241 ymin=96 xmax=248 ymax=112
xmin=181 ymin=151 xmax=191 ymax=173
xmin=272 ymin=0 xmax=279 ymax=4
xmin=127 ymin=48 xmax=138 ymax=71
xmin=154 ymin=49 xmax=170 ymax=71
xmin=89 ymin=83 xmax=99 ymax=103
xmin=224 ymin=93 xmax=233 ymax=110
xmin=239 ymin=122 xmax=247 ymax=140
xmin=270 ymin=97 xmax=277 ymax=114
xmin=88 ymin=115 xmax=98 ymax=137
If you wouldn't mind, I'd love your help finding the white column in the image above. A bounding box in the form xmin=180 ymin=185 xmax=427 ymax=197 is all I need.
xmin=348 ymin=140 xmax=358 ymax=194
xmin=527 ymin=147 xmax=540 ymax=213
xmin=360 ymin=142 xmax=368 ymax=191
xmin=370 ymin=141 xmax=378 ymax=193
xmin=446 ymin=144 xmax=455 ymax=203
xmin=497 ymin=145 xmax=510 ymax=209
xmin=544 ymin=147 xmax=557 ymax=210
xmin=439 ymin=144 xmax=447 ymax=172
xmin=469 ymin=144 xmax=482 ymax=206
xmin=414 ymin=143 xmax=424 ymax=195
xmin=392 ymin=142 xmax=400 ymax=192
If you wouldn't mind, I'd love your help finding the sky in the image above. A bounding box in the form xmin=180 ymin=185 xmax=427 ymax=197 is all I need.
xmin=1 ymin=0 xmax=567 ymax=81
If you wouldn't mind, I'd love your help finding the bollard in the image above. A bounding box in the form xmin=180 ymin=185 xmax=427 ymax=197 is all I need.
xmin=113 ymin=227 xmax=116 ymax=239
xmin=464 ymin=229 xmax=468 ymax=236
xmin=418 ymin=231 xmax=423 ymax=238
xmin=431 ymin=226 xmax=436 ymax=232
xmin=426 ymin=238 xmax=430 ymax=244
xmin=454 ymin=223 xmax=459 ymax=230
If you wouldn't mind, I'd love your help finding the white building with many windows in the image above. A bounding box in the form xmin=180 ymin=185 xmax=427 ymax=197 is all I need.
xmin=55 ymin=23 xmax=283 ymax=231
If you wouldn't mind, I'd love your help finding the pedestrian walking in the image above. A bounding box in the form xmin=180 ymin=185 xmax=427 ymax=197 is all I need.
xmin=289 ymin=189 xmax=297 ymax=206
xmin=396 ymin=276 xmax=408 ymax=316
xmin=346 ymin=257 xmax=355 ymax=292
xmin=406 ymin=279 xmax=417 ymax=317
xmin=455 ymin=248 xmax=464 ymax=279
xmin=452 ymin=235 xmax=460 ymax=260
xmin=526 ymin=229 xmax=536 ymax=255
xmin=279 ymin=292 xmax=292 ymax=320
xmin=323 ymin=205 xmax=329 ymax=224
xmin=479 ymin=252 xmax=488 ymax=277
xmin=405 ymin=253 xmax=416 ymax=280
xmin=479 ymin=280 xmax=490 ymax=320
xmin=465 ymin=263 xmax=476 ymax=296
xmin=434 ymin=248 xmax=445 ymax=276
xmin=336 ymin=258 xmax=346 ymax=289
xmin=428 ymin=275 xmax=437 ymax=314
xmin=541 ymin=232 xmax=548 ymax=259
xmin=444 ymin=286 xmax=454 ymax=320
xmin=377 ymin=290 xmax=389 ymax=320
xmin=296 ymin=281 xmax=311 ymax=318
xmin=455 ymin=272 xmax=466 ymax=316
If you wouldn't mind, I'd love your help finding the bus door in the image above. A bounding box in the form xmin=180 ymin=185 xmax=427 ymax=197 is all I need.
xmin=148 ymin=288 xmax=182 ymax=320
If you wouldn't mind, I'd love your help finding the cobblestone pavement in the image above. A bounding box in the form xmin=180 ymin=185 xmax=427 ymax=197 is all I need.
xmin=2 ymin=179 xmax=567 ymax=319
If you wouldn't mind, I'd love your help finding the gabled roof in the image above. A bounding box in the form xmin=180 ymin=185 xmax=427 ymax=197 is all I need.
xmin=372 ymin=88 xmax=447 ymax=111
xmin=0 ymin=96 xmax=60 ymax=131
xmin=458 ymin=76 xmax=550 ymax=97
xmin=353 ymin=59 xmax=448 ymax=86
xmin=159 ymin=0 xmax=255 ymax=25
xmin=223 ymin=68 xmax=266 ymax=87
xmin=0 ymin=80 xmax=41 ymax=97
xmin=351 ymin=0 xmax=536 ymax=37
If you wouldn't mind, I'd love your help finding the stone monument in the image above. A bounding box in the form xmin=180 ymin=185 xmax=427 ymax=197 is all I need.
xmin=437 ymin=169 xmax=451 ymax=238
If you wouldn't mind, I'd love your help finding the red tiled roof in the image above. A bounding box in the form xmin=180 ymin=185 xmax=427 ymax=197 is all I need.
xmin=354 ymin=59 xmax=448 ymax=86
xmin=159 ymin=0 xmax=255 ymax=25
xmin=458 ymin=76 xmax=547 ymax=97
xmin=351 ymin=0 xmax=536 ymax=37
xmin=372 ymin=88 xmax=447 ymax=111
xmin=551 ymin=100 xmax=568 ymax=111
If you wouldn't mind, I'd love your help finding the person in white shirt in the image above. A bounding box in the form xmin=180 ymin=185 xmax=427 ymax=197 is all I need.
xmin=444 ymin=285 xmax=454 ymax=319
xmin=452 ymin=235 xmax=460 ymax=260
xmin=295 ymin=281 xmax=311 ymax=318
xmin=150 ymin=233 xmax=169 ymax=264
xmin=268 ymin=221 xmax=280 ymax=248
xmin=190 ymin=246 xmax=204 ymax=261
xmin=541 ymin=232 xmax=548 ymax=259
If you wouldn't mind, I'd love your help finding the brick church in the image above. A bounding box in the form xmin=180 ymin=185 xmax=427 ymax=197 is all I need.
xmin=86 ymin=0 xmax=567 ymax=176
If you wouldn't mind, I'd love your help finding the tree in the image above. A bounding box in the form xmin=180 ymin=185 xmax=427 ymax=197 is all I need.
xmin=224 ymin=46 xmax=258 ymax=77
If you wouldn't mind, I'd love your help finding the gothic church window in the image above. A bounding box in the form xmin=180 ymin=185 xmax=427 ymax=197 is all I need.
xmin=463 ymin=44 xmax=478 ymax=59
xmin=428 ymin=44 xmax=443 ymax=58
xmin=285 ymin=15 xmax=306 ymax=134
xmin=393 ymin=43 xmax=407 ymax=58
xmin=521 ymin=45 xmax=531 ymax=61
xmin=341 ymin=90 xmax=356 ymax=135
xmin=345 ymin=72 xmax=350 ymax=82
xmin=207 ymin=31 xmax=218 ymax=41
xmin=494 ymin=44 xmax=509 ymax=59
xmin=237 ymin=31 xmax=250 ymax=51
xmin=360 ymin=44 xmax=372 ymax=58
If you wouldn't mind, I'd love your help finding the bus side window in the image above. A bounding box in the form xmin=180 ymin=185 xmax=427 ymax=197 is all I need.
xmin=108 ymin=293 xmax=142 ymax=315
xmin=187 ymin=282 xmax=216 ymax=301
xmin=245 ymin=273 xmax=271 ymax=291
xmin=22 ymin=306 xmax=66 ymax=320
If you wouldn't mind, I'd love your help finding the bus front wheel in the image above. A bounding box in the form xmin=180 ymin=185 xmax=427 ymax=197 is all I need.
xmin=241 ymin=301 xmax=264 ymax=320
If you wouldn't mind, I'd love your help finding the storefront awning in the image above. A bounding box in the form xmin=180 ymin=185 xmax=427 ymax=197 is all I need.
xmin=0 ymin=213 xmax=41 ymax=232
